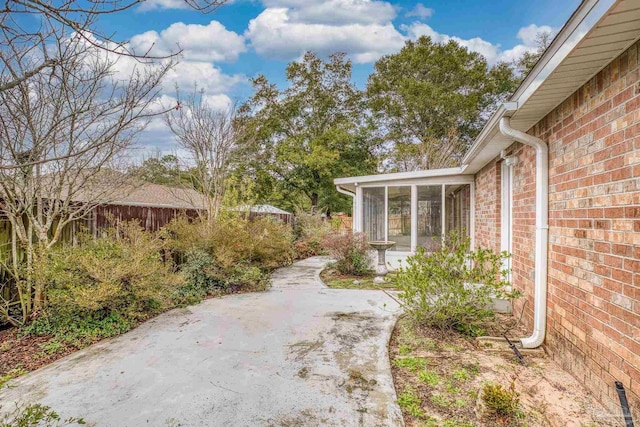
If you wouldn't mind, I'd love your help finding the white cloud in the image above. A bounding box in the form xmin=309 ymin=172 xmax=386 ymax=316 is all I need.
xmin=262 ymin=0 xmax=396 ymax=25
xmin=96 ymin=21 xmax=246 ymax=158
xmin=130 ymin=21 xmax=246 ymax=62
xmin=137 ymin=0 xmax=191 ymax=11
xmin=246 ymin=7 xmax=405 ymax=63
xmin=406 ymin=3 xmax=434 ymax=19
xmin=403 ymin=22 xmax=556 ymax=65
xmin=517 ymin=23 xmax=554 ymax=46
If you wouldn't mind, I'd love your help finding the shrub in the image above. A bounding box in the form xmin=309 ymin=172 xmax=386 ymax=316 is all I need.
xmin=173 ymin=249 xmax=220 ymax=305
xmin=23 ymin=222 xmax=182 ymax=343
xmin=162 ymin=215 xmax=288 ymax=294
xmin=23 ymin=313 xmax=133 ymax=347
xmin=163 ymin=216 xmax=293 ymax=270
xmin=292 ymin=210 xmax=333 ymax=258
xmin=177 ymin=249 xmax=270 ymax=301
xmin=42 ymin=222 xmax=182 ymax=322
xmin=481 ymin=382 xmax=522 ymax=420
xmin=322 ymin=232 xmax=370 ymax=276
xmin=245 ymin=217 xmax=294 ymax=269
xmin=394 ymin=232 xmax=515 ymax=335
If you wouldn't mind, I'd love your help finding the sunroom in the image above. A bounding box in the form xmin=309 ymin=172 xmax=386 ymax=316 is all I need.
xmin=335 ymin=166 xmax=475 ymax=268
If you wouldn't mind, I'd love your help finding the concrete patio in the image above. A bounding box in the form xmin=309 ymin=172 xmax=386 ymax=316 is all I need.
xmin=0 ymin=257 xmax=404 ymax=427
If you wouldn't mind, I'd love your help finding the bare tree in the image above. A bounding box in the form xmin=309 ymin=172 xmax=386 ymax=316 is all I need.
xmin=0 ymin=35 xmax=172 ymax=326
xmin=0 ymin=0 xmax=226 ymax=94
xmin=392 ymin=128 xmax=467 ymax=172
xmin=165 ymin=87 xmax=240 ymax=219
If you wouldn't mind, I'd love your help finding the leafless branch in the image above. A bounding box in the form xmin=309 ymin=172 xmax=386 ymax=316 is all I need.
xmin=164 ymin=85 xmax=241 ymax=219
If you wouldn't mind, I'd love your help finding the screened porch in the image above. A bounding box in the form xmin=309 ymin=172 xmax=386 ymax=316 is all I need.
xmin=335 ymin=168 xmax=474 ymax=255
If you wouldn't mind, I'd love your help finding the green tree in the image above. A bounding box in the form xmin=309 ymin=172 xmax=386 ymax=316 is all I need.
xmin=136 ymin=154 xmax=185 ymax=186
xmin=514 ymin=30 xmax=553 ymax=77
xmin=240 ymin=52 xmax=377 ymax=213
xmin=367 ymin=36 xmax=518 ymax=171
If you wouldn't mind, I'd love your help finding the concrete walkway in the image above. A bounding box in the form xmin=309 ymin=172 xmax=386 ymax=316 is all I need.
xmin=0 ymin=257 xmax=404 ymax=427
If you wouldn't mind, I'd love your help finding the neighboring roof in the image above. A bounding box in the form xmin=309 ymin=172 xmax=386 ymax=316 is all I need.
xmin=232 ymin=204 xmax=292 ymax=215
xmin=107 ymin=182 xmax=208 ymax=210
xmin=463 ymin=0 xmax=640 ymax=173
xmin=54 ymin=170 xmax=208 ymax=210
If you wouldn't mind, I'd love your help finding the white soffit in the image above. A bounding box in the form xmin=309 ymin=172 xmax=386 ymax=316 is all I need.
xmin=511 ymin=0 xmax=640 ymax=129
xmin=465 ymin=0 xmax=640 ymax=173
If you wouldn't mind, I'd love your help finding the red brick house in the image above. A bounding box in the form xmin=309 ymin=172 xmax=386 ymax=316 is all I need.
xmin=336 ymin=0 xmax=640 ymax=415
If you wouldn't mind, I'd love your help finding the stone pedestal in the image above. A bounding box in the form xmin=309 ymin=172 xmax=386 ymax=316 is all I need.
xmin=368 ymin=241 xmax=395 ymax=284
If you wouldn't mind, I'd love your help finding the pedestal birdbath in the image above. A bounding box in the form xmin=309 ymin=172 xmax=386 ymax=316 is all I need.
xmin=369 ymin=241 xmax=395 ymax=283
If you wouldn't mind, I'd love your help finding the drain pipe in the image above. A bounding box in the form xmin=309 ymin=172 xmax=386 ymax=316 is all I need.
xmin=498 ymin=117 xmax=549 ymax=349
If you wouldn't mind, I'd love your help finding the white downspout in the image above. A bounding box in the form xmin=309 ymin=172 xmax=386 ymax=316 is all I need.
xmin=498 ymin=117 xmax=549 ymax=349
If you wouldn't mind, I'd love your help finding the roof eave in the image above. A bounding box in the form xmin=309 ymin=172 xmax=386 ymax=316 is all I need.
xmin=462 ymin=0 xmax=621 ymax=174
xmin=334 ymin=166 xmax=468 ymax=185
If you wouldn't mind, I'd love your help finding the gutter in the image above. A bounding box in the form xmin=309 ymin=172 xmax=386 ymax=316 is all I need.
xmin=498 ymin=115 xmax=549 ymax=349
xmin=463 ymin=0 xmax=616 ymax=173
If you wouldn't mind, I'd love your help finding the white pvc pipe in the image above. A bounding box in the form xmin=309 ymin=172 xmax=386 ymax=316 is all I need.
xmin=498 ymin=117 xmax=549 ymax=349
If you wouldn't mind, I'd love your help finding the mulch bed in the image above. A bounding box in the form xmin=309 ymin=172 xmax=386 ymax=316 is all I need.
xmin=0 ymin=328 xmax=77 ymax=376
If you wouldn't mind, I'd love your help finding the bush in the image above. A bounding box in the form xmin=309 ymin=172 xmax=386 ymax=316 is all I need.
xmin=23 ymin=222 xmax=182 ymax=343
xmin=176 ymin=249 xmax=270 ymax=303
xmin=481 ymin=382 xmax=522 ymax=420
xmin=23 ymin=313 xmax=134 ymax=347
xmin=42 ymin=222 xmax=182 ymax=322
xmin=292 ymin=210 xmax=333 ymax=258
xmin=164 ymin=216 xmax=293 ymax=269
xmin=163 ymin=215 xmax=290 ymax=293
xmin=322 ymin=232 xmax=370 ymax=276
xmin=394 ymin=232 xmax=515 ymax=335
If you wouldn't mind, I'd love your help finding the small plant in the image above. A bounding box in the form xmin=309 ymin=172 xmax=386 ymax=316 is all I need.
xmin=34 ymin=339 xmax=65 ymax=359
xmin=482 ymin=382 xmax=523 ymax=420
xmin=418 ymin=369 xmax=440 ymax=387
xmin=0 ymin=369 xmax=27 ymax=389
xmin=322 ymin=232 xmax=370 ymax=276
xmin=0 ymin=403 xmax=85 ymax=426
xmin=451 ymin=368 xmax=470 ymax=382
xmin=430 ymin=393 xmax=450 ymax=407
xmin=398 ymin=344 xmax=413 ymax=355
xmin=392 ymin=357 xmax=429 ymax=372
xmin=394 ymin=231 xmax=516 ymax=335
xmin=397 ymin=386 xmax=424 ymax=418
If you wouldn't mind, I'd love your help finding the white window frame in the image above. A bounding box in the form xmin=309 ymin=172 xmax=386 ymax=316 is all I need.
xmin=501 ymin=161 xmax=513 ymax=281
xmin=358 ymin=176 xmax=475 ymax=254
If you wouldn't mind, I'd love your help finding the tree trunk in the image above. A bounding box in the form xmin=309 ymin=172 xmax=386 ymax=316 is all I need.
xmin=311 ymin=193 xmax=319 ymax=214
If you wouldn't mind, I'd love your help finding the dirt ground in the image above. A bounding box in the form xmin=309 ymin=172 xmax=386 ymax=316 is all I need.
xmin=0 ymin=328 xmax=78 ymax=382
xmin=389 ymin=315 xmax=618 ymax=427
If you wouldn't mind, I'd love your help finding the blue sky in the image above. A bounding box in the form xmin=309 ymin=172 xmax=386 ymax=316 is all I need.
xmin=101 ymin=0 xmax=581 ymax=154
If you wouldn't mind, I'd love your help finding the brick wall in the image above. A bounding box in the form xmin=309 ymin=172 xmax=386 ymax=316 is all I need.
xmin=475 ymin=40 xmax=640 ymax=414
xmin=473 ymin=160 xmax=501 ymax=253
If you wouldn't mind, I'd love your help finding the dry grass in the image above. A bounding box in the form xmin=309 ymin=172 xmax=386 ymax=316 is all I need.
xmin=389 ymin=315 xmax=617 ymax=427
xmin=320 ymin=267 xmax=397 ymax=290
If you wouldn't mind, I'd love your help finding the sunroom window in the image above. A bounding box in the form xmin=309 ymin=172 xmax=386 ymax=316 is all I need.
xmin=388 ymin=186 xmax=411 ymax=251
xmin=363 ymin=187 xmax=385 ymax=242
xmin=417 ymin=186 xmax=442 ymax=251
xmin=361 ymin=182 xmax=472 ymax=252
